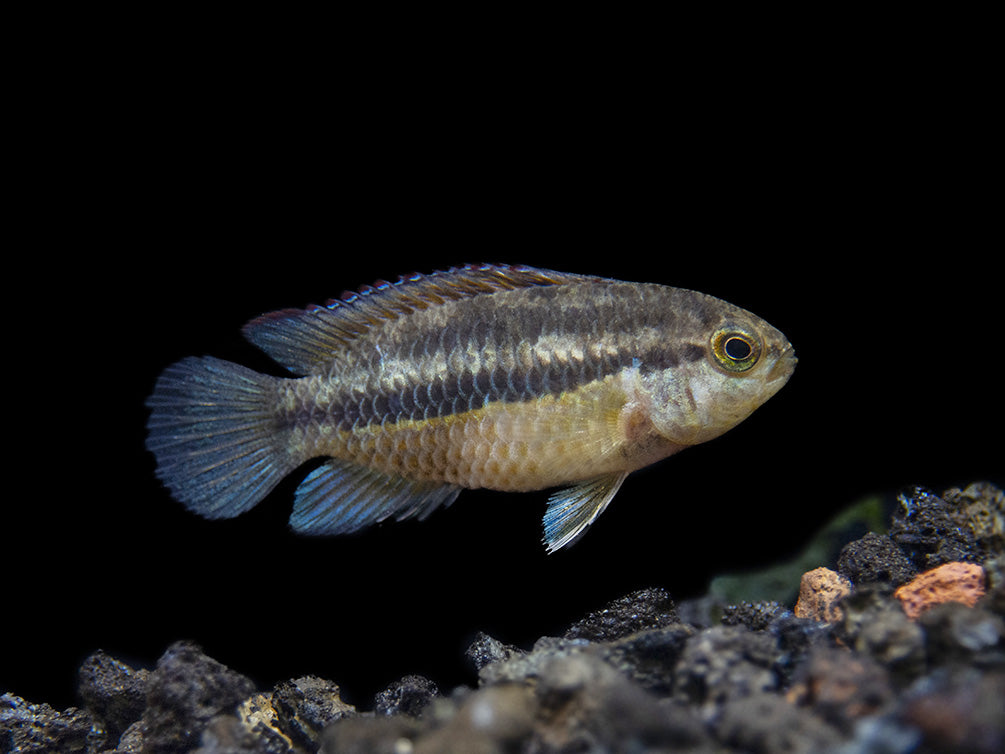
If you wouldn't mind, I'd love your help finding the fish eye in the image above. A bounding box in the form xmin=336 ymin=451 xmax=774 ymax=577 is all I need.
xmin=711 ymin=327 xmax=761 ymax=373
xmin=723 ymin=336 xmax=752 ymax=361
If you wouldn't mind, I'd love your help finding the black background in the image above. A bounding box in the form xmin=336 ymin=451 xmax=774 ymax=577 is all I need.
xmin=6 ymin=30 xmax=1001 ymax=712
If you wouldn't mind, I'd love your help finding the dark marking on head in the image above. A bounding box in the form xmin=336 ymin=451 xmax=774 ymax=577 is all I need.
xmin=691 ymin=295 xmax=725 ymax=330
xmin=682 ymin=343 xmax=707 ymax=362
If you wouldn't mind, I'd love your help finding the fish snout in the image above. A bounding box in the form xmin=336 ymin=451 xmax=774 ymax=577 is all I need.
xmin=766 ymin=346 xmax=797 ymax=384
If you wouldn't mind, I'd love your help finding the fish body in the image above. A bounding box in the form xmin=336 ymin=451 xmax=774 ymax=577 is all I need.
xmin=146 ymin=265 xmax=796 ymax=551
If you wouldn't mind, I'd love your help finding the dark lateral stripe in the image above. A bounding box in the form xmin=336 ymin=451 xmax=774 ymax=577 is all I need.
xmin=279 ymin=281 xmax=720 ymax=431
xmin=284 ymin=338 xmax=707 ymax=432
xmin=380 ymin=282 xmax=677 ymax=366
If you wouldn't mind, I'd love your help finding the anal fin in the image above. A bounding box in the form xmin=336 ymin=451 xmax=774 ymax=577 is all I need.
xmin=542 ymin=472 xmax=629 ymax=553
xmin=290 ymin=459 xmax=461 ymax=536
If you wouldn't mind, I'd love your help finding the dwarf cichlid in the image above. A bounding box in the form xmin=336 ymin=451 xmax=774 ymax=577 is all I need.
xmin=146 ymin=264 xmax=796 ymax=552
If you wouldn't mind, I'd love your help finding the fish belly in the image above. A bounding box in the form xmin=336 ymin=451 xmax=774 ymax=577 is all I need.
xmin=295 ymin=373 xmax=657 ymax=491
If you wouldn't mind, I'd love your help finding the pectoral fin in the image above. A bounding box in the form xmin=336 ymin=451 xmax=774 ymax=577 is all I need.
xmin=542 ymin=472 xmax=629 ymax=553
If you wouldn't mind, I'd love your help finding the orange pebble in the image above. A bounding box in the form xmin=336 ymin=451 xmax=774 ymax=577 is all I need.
xmin=794 ymin=567 xmax=852 ymax=622
xmin=893 ymin=562 xmax=986 ymax=621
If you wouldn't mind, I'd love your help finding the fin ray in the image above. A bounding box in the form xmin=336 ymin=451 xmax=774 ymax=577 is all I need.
xmin=542 ymin=472 xmax=629 ymax=553
xmin=146 ymin=356 xmax=295 ymax=520
xmin=290 ymin=459 xmax=461 ymax=536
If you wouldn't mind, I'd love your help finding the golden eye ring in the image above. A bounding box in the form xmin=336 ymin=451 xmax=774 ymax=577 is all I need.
xmin=711 ymin=327 xmax=761 ymax=373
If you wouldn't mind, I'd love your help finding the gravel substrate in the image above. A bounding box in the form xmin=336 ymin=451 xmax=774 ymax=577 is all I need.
xmin=3 ymin=482 xmax=1002 ymax=753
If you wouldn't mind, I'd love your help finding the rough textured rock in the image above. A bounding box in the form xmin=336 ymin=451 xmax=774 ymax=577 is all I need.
xmin=7 ymin=481 xmax=1005 ymax=753
xmin=374 ymin=674 xmax=439 ymax=717
xmin=411 ymin=684 xmax=538 ymax=754
xmin=838 ymin=584 xmax=927 ymax=685
xmin=600 ymin=623 xmax=695 ymax=694
xmin=722 ymin=600 xmax=787 ymax=630
xmin=918 ymin=601 xmax=1005 ymax=667
xmin=271 ymin=676 xmax=356 ymax=750
xmin=837 ymin=531 xmax=917 ymax=587
xmin=982 ymin=552 xmax=1005 ymax=617
xmin=890 ymin=485 xmax=983 ymax=569
xmin=77 ymin=650 xmax=149 ymax=745
xmin=942 ymin=481 xmax=1005 ymax=558
xmin=786 ymin=646 xmax=894 ymax=732
xmin=899 ymin=667 xmax=1005 ymax=754
xmin=0 ymin=693 xmax=94 ymax=753
xmin=473 ymin=635 xmax=591 ymax=687
xmin=671 ymin=624 xmax=779 ymax=714
xmin=191 ymin=713 xmax=280 ymax=754
xmin=794 ymin=567 xmax=852 ymax=622
xmin=229 ymin=693 xmax=297 ymax=754
xmin=894 ymin=561 xmax=986 ymax=620
xmin=531 ymin=651 xmax=711 ymax=752
xmin=464 ymin=631 xmax=525 ymax=673
xmin=141 ymin=641 xmax=258 ymax=754
xmin=562 ymin=585 xmax=679 ymax=641
xmin=714 ymin=691 xmax=843 ymax=754
xmin=770 ymin=612 xmax=836 ymax=688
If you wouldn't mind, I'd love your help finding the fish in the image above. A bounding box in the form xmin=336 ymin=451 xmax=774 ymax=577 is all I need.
xmin=145 ymin=264 xmax=796 ymax=552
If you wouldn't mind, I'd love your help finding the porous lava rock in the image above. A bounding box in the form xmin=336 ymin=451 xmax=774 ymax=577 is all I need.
xmin=6 ymin=482 xmax=1004 ymax=753
xmin=139 ymin=641 xmax=258 ymax=754
xmin=889 ymin=486 xmax=984 ymax=569
xmin=77 ymin=649 xmax=149 ymax=744
xmin=837 ymin=531 xmax=917 ymax=587
xmin=0 ymin=694 xmax=94 ymax=753
xmin=894 ymin=561 xmax=986 ymax=620
xmin=561 ymin=585 xmax=679 ymax=641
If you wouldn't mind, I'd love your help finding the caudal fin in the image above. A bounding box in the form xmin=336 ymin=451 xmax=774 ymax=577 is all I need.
xmin=146 ymin=356 xmax=294 ymax=519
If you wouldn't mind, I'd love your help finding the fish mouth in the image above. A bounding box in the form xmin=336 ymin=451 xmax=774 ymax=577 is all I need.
xmin=766 ymin=348 xmax=797 ymax=383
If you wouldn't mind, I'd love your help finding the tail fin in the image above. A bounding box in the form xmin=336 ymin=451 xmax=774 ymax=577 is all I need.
xmin=146 ymin=356 xmax=295 ymax=519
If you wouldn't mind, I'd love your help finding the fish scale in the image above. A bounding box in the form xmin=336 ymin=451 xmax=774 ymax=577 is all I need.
xmin=322 ymin=376 xmax=628 ymax=491
xmin=146 ymin=264 xmax=796 ymax=552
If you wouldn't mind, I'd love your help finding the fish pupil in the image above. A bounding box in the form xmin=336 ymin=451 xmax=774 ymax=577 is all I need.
xmin=724 ymin=336 xmax=752 ymax=361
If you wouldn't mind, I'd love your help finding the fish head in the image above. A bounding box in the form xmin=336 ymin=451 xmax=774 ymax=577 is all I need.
xmin=641 ymin=301 xmax=796 ymax=448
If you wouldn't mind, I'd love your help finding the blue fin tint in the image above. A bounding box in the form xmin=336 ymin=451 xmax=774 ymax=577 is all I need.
xmin=290 ymin=459 xmax=461 ymax=535
xmin=542 ymin=472 xmax=628 ymax=553
xmin=146 ymin=356 xmax=294 ymax=519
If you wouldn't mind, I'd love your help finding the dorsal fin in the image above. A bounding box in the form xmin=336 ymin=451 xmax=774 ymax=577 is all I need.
xmin=242 ymin=264 xmax=597 ymax=374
